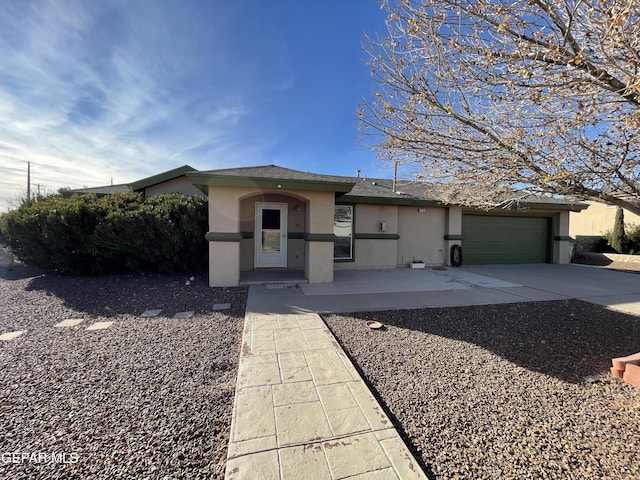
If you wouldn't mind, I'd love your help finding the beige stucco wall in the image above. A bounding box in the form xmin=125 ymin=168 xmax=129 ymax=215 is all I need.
xmin=355 ymin=204 xmax=399 ymax=236
xmin=553 ymin=211 xmax=572 ymax=264
xmin=144 ymin=177 xmax=207 ymax=197
xmin=334 ymin=204 xmax=449 ymax=269
xmin=208 ymin=242 xmax=240 ymax=287
xmin=398 ymin=207 xmax=447 ymax=266
xmin=570 ymin=201 xmax=640 ymax=236
xmin=335 ymin=204 xmax=399 ymax=270
xmin=207 ymin=185 xmax=334 ymax=285
xmin=239 ymin=194 xmax=306 ymax=271
xmin=444 ymin=207 xmax=463 ymax=266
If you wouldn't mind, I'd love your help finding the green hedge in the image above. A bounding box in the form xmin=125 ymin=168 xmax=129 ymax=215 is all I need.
xmin=0 ymin=192 xmax=208 ymax=274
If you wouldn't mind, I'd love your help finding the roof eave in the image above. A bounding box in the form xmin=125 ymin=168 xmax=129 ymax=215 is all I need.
xmin=187 ymin=173 xmax=355 ymax=193
xmin=131 ymin=165 xmax=197 ymax=192
xmin=339 ymin=194 xmax=443 ymax=207
xmin=516 ymin=201 xmax=589 ymax=212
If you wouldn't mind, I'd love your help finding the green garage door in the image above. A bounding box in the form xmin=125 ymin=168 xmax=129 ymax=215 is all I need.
xmin=462 ymin=214 xmax=551 ymax=264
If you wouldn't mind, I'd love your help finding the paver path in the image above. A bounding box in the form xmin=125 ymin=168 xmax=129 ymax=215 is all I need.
xmin=225 ymin=286 xmax=427 ymax=479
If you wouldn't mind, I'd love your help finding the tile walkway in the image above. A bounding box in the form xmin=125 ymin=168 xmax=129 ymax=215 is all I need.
xmin=226 ymin=288 xmax=427 ymax=479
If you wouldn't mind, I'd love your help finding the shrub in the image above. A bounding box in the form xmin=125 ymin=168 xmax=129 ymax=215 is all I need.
xmin=626 ymin=224 xmax=640 ymax=254
xmin=0 ymin=192 xmax=208 ymax=274
xmin=610 ymin=207 xmax=626 ymax=253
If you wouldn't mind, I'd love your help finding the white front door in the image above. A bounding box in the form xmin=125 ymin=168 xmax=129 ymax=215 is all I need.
xmin=255 ymin=202 xmax=287 ymax=268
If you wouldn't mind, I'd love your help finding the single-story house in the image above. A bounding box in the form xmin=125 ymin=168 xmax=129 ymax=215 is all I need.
xmin=185 ymin=165 xmax=587 ymax=287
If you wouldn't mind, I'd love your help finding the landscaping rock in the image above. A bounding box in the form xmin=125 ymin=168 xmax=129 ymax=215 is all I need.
xmin=325 ymin=300 xmax=640 ymax=480
xmin=0 ymin=269 xmax=246 ymax=480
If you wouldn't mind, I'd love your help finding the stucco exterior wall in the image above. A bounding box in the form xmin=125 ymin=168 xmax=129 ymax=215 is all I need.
xmin=239 ymin=194 xmax=306 ymax=271
xmin=398 ymin=207 xmax=447 ymax=266
xmin=144 ymin=177 xmax=207 ymax=197
xmin=334 ymin=204 xmax=399 ymax=270
xmin=207 ymin=185 xmax=334 ymax=285
xmin=355 ymin=204 xmax=399 ymax=236
xmin=553 ymin=211 xmax=572 ymax=264
xmin=570 ymin=201 xmax=640 ymax=236
xmin=334 ymin=204 xmax=449 ymax=270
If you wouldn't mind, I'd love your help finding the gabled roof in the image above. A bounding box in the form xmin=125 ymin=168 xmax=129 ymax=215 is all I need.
xmin=130 ymin=164 xmax=197 ymax=192
xmin=187 ymin=165 xmax=356 ymax=193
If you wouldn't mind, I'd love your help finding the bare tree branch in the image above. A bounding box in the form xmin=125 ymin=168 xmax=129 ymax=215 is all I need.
xmin=360 ymin=0 xmax=640 ymax=215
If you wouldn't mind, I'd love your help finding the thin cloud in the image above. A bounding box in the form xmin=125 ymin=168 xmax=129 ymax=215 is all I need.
xmin=0 ymin=1 xmax=387 ymax=212
xmin=0 ymin=1 xmax=262 ymax=211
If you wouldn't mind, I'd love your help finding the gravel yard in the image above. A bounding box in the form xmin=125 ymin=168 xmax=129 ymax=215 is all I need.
xmin=0 ymin=264 xmax=246 ymax=480
xmin=325 ymin=300 xmax=640 ymax=480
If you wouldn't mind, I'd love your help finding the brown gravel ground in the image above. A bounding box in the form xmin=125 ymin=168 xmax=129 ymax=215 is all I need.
xmin=0 ymin=263 xmax=246 ymax=480
xmin=325 ymin=300 xmax=640 ymax=480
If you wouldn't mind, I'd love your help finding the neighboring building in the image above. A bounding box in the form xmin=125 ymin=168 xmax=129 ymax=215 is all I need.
xmin=129 ymin=165 xmax=206 ymax=198
xmin=66 ymin=184 xmax=131 ymax=196
xmin=186 ymin=165 xmax=587 ymax=287
xmin=570 ymin=200 xmax=640 ymax=237
xmin=70 ymin=165 xmax=205 ymax=198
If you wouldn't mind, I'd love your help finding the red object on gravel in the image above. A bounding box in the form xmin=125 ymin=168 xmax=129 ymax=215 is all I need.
xmin=611 ymin=352 xmax=640 ymax=388
xmin=623 ymin=364 xmax=640 ymax=389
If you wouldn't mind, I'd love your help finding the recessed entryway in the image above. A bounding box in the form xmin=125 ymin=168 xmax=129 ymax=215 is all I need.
xmin=255 ymin=202 xmax=288 ymax=268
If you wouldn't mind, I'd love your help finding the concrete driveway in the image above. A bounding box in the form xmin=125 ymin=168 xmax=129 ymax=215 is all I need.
xmin=300 ymin=264 xmax=640 ymax=315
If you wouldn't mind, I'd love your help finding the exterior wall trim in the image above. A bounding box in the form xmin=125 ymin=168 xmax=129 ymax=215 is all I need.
xmin=189 ymin=174 xmax=354 ymax=193
xmin=205 ymin=232 xmax=243 ymax=242
xmin=355 ymin=233 xmax=400 ymax=240
xmin=304 ymin=233 xmax=337 ymax=242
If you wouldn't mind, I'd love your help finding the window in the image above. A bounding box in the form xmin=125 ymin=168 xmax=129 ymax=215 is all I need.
xmin=334 ymin=205 xmax=353 ymax=260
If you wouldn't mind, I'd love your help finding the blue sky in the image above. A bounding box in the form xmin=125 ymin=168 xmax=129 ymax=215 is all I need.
xmin=0 ymin=0 xmax=389 ymax=211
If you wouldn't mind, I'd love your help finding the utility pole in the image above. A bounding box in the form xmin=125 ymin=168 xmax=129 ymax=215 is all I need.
xmin=27 ymin=161 xmax=31 ymax=201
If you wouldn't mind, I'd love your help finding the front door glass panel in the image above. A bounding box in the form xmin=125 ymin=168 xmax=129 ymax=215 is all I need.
xmin=261 ymin=209 xmax=281 ymax=253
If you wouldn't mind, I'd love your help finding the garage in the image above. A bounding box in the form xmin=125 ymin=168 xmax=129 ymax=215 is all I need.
xmin=462 ymin=214 xmax=551 ymax=264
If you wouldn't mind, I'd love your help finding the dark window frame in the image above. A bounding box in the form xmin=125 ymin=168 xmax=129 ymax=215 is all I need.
xmin=334 ymin=204 xmax=355 ymax=262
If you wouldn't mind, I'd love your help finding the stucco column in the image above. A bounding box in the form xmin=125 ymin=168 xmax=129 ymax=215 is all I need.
xmin=305 ymin=239 xmax=334 ymax=283
xmin=444 ymin=206 xmax=463 ymax=266
xmin=207 ymin=186 xmax=242 ymax=287
xmin=304 ymin=191 xmax=335 ymax=283
xmin=208 ymin=240 xmax=241 ymax=287
xmin=553 ymin=211 xmax=573 ymax=264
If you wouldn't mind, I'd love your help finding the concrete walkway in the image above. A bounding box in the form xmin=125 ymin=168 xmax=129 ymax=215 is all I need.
xmin=226 ymin=285 xmax=428 ymax=480
xmin=226 ymin=264 xmax=640 ymax=479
